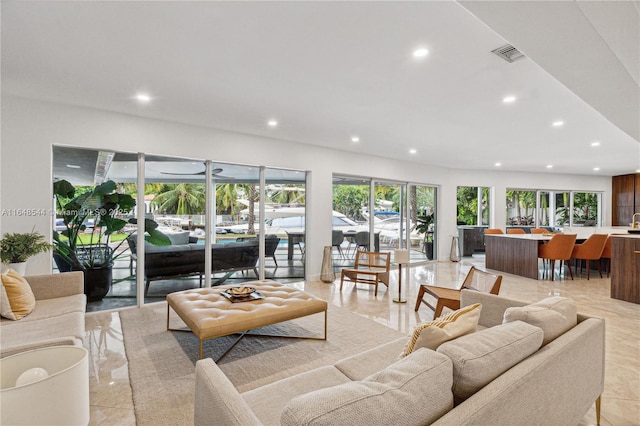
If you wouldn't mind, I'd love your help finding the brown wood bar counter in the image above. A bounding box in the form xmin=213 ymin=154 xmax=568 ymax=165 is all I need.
xmin=485 ymin=234 xmax=549 ymax=280
xmin=611 ymin=234 xmax=640 ymax=304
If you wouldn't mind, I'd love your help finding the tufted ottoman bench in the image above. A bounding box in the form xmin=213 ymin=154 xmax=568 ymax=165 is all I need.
xmin=166 ymin=280 xmax=328 ymax=359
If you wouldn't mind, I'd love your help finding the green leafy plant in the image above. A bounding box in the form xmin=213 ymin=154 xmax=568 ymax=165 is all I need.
xmin=415 ymin=213 xmax=434 ymax=241
xmin=0 ymin=231 xmax=53 ymax=263
xmin=415 ymin=212 xmax=434 ymax=259
xmin=53 ymin=179 xmax=170 ymax=270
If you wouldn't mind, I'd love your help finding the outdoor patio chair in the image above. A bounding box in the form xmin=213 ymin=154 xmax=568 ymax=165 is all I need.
xmin=332 ymin=230 xmax=345 ymax=258
xmin=354 ymin=231 xmax=371 ymax=252
xmin=414 ymin=266 xmax=502 ymax=318
xmin=340 ymin=251 xmax=390 ymax=297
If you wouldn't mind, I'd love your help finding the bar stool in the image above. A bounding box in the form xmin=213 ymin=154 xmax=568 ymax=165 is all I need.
xmin=538 ymin=234 xmax=576 ymax=281
xmin=600 ymin=236 xmax=611 ymax=277
xmin=571 ymin=234 xmax=608 ymax=280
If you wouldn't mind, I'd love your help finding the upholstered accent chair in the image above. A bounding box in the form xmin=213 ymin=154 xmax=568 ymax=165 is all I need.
xmin=571 ymin=234 xmax=608 ymax=280
xmin=530 ymin=228 xmax=548 ymax=234
xmin=484 ymin=228 xmax=504 ymax=235
xmin=538 ymin=234 xmax=577 ymax=281
xmin=506 ymin=228 xmax=526 ymax=234
xmin=340 ymin=251 xmax=390 ymax=297
xmin=600 ymin=236 xmax=612 ymax=277
xmin=414 ymin=266 xmax=502 ymax=318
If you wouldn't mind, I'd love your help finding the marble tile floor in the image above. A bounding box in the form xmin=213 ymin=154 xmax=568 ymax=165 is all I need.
xmin=85 ymin=257 xmax=639 ymax=425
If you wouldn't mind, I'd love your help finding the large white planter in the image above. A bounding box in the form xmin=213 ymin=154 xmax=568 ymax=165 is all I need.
xmin=1 ymin=262 xmax=27 ymax=275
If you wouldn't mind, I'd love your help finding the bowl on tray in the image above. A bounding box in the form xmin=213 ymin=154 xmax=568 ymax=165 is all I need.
xmin=226 ymin=286 xmax=256 ymax=297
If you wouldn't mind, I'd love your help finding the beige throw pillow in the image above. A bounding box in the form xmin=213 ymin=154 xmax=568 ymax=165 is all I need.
xmin=503 ymin=296 xmax=577 ymax=345
xmin=0 ymin=269 xmax=36 ymax=320
xmin=400 ymin=303 xmax=481 ymax=358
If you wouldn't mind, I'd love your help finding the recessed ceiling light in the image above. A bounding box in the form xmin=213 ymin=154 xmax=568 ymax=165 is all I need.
xmin=546 ymin=165 xmax=553 ymax=169
xmin=495 ymin=162 xmax=502 ymax=167
xmin=503 ymin=96 xmax=516 ymax=103
xmin=351 ymin=136 xmax=360 ymax=143
xmin=66 ymin=164 xmax=81 ymax=169
xmin=552 ymin=120 xmax=564 ymax=127
xmin=593 ymin=167 xmax=600 ymax=171
xmin=409 ymin=149 xmax=417 ymax=154
xmin=591 ymin=141 xmax=600 ymax=147
xmin=267 ymin=120 xmax=278 ymax=127
xmin=135 ymin=93 xmax=151 ymax=103
xmin=412 ymin=48 xmax=429 ymax=58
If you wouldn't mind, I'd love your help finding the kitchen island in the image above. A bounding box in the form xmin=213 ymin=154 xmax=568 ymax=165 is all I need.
xmin=485 ymin=234 xmax=551 ymax=280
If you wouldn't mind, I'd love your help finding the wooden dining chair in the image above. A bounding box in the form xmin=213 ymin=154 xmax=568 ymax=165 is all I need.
xmin=414 ymin=266 xmax=502 ymax=318
xmin=538 ymin=234 xmax=577 ymax=281
xmin=571 ymin=234 xmax=608 ymax=280
xmin=340 ymin=251 xmax=390 ymax=296
xmin=507 ymin=228 xmax=526 ymax=234
xmin=485 ymin=228 xmax=504 ymax=235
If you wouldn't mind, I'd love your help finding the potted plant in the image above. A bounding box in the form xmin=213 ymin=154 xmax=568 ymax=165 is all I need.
xmin=53 ymin=179 xmax=170 ymax=301
xmin=415 ymin=212 xmax=434 ymax=260
xmin=0 ymin=231 xmax=53 ymax=275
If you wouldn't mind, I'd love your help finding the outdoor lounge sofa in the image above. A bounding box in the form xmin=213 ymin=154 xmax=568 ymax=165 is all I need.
xmin=127 ymin=233 xmax=280 ymax=295
xmin=1 ymin=272 xmax=86 ymax=358
xmin=195 ymin=290 xmax=605 ymax=425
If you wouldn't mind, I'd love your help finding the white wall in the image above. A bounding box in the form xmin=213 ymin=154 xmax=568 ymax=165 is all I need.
xmin=1 ymin=96 xmax=612 ymax=277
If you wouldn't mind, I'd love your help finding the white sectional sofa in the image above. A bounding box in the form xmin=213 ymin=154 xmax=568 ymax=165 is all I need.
xmin=0 ymin=272 xmax=86 ymax=358
xmin=194 ymin=290 xmax=605 ymax=426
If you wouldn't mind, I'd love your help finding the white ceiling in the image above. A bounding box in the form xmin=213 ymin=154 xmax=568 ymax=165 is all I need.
xmin=2 ymin=1 xmax=639 ymax=176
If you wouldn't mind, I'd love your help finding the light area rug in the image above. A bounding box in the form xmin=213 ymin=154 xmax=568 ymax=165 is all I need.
xmin=120 ymin=301 xmax=406 ymax=425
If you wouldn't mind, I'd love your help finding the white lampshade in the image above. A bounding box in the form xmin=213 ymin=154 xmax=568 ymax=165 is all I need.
xmin=1 ymin=346 xmax=89 ymax=426
xmin=394 ymin=249 xmax=409 ymax=264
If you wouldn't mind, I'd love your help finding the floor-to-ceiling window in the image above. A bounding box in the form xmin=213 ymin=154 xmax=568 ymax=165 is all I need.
xmin=332 ymin=177 xmax=370 ymax=268
xmin=53 ymin=147 xmax=308 ymax=311
xmin=333 ymin=176 xmax=436 ymax=266
xmin=410 ymin=184 xmax=437 ymax=260
xmin=264 ymin=167 xmax=307 ymax=279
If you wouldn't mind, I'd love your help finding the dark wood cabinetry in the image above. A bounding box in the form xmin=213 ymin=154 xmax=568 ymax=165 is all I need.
xmin=458 ymin=226 xmax=487 ymax=256
xmin=612 ymin=173 xmax=640 ymax=226
xmin=610 ymin=236 xmax=640 ymax=304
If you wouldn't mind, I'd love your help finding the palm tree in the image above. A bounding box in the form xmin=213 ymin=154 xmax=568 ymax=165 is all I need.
xmin=268 ymin=185 xmax=305 ymax=205
xmin=151 ymin=183 xmax=206 ymax=215
xmin=410 ymin=185 xmax=417 ymax=224
xmin=247 ymin=184 xmax=257 ymax=235
xmin=216 ymin=184 xmax=239 ymax=215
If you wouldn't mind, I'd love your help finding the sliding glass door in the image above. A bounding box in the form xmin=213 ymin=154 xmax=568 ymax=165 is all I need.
xmin=53 ymin=146 xmax=308 ymax=312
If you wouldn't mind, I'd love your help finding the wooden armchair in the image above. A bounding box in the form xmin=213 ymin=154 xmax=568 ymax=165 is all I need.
xmin=340 ymin=251 xmax=390 ymax=296
xmin=414 ymin=266 xmax=502 ymax=318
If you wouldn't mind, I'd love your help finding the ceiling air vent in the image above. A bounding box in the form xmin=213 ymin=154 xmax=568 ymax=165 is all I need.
xmin=491 ymin=44 xmax=525 ymax=63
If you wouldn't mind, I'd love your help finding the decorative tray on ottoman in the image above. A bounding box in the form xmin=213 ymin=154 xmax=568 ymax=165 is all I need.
xmin=221 ymin=286 xmax=264 ymax=303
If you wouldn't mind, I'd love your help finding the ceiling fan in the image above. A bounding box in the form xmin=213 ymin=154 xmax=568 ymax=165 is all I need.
xmin=160 ymin=163 xmax=233 ymax=179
